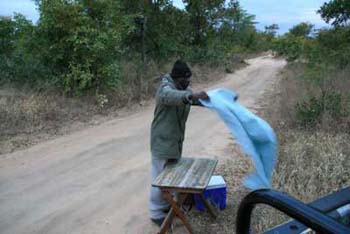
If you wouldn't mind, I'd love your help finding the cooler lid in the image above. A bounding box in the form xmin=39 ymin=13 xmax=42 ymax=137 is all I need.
xmin=207 ymin=175 xmax=226 ymax=189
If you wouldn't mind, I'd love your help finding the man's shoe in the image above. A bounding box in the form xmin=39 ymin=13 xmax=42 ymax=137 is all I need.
xmin=151 ymin=217 xmax=165 ymax=227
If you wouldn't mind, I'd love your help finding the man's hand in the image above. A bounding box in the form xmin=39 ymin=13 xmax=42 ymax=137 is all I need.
xmin=190 ymin=91 xmax=209 ymax=100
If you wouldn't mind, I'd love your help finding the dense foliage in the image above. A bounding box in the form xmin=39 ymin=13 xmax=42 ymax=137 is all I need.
xmin=318 ymin=0 xmax=350 ymax=26
xmin=0 ymin=0 xmax=348 ymax=122
xmin=0 ymin=0 xmax=269 ymax=96
xmin=1 ymin=0 xmax=132 ymax=95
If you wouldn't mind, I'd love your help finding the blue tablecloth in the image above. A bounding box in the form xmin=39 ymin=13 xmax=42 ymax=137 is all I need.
xmin=200 ymin=88 xmax=277 ymax=190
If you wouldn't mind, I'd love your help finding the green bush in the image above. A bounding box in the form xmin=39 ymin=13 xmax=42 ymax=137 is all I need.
xmin=324 ymin=91 xmax=343 ymax=117
xmin=36 ymin=0 xmax=127 ymax=95
xmin=0 ymin=1 xmax=130 ymax=96
xmin=0 ymin=14 xmax=44 ymax=86
xmin=316 ymin=27 xmax=350 ymax=68
xmin=272 ymin=35 xmax=310 ymax=61
xmin=296 ymin=91 xmax=344 ymax=124
xmin=296 ymin=96 xmax=323 ymax=124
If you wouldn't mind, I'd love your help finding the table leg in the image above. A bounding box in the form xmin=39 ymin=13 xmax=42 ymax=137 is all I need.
xmin=199 ymin=194 xmax=217 ymax=219
xmin=159 ymin=193 xmax=187 ymax=233
xmin=159 ymin=191 xmax=194 ymax=234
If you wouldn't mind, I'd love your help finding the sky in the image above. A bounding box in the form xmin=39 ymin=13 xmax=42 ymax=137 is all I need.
xmin=0 ymin=0 xmax=39 ymax=22
xmin=240 ymin=0 xmax=330 ymax=33
xmin=173 ymin=0 xmax=330 ymax=34
xmin=0 ymin=0 xmax=330 ymax=34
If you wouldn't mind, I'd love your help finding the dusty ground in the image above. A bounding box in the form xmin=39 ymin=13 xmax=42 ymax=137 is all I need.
xmin=0 ymin=55 xmax=286 ymax=234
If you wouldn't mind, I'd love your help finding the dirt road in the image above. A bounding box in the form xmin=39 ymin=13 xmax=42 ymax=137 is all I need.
xmin=0 ymin=56 xmax=286 ymax=234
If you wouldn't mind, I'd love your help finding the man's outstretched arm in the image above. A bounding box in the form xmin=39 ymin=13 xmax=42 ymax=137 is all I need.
xmin=157 ymin=85 xmax=209 ymax=106
xmin=188 ymin=91 xmax=209 ymax=106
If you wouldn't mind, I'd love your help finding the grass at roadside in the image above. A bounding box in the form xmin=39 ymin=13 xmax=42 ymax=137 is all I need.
xmin=0 ymin=91 xmax=100 ymax=154
xmin=253 ymin=129 xmax=350 ymax=231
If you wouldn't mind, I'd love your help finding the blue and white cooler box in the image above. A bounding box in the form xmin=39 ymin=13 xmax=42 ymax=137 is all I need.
xmin=194 ymin=175 xmax=226 ymax=211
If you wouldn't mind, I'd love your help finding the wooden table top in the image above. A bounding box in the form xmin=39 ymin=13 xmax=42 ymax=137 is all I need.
xmin=152 ymin=157 xmax=218 ymax=192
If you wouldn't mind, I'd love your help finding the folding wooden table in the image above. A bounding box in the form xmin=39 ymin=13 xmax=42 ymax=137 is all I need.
xmin=152 ymin=157 xmax=218 ymax=234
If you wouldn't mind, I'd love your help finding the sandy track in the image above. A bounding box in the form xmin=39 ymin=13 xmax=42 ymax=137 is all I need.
xmin=0 ymin=56 xmax=286 ymax=234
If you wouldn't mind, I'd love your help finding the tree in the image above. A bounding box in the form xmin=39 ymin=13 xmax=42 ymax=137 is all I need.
xmin=0 ymin=14 xmax=41 ymax=85
xmin=183 ymin=0 xmax=225 ymax=45
xmin=318 ymin=0 xmax=350 ymax=26
xmin=34 ymin=0 xmax=128 ymax=95
xmin=0 ymin=17 xmax=15 ymax=56
xmin=289 ymin=22 xmax=314 ymax=38
xmin=119 ymin=0 xmax=189 ymax=60
xmin=264 ymin=24 xmax=279 ymax=37
xmin=218 ymin=0 xmax=256 ymax=47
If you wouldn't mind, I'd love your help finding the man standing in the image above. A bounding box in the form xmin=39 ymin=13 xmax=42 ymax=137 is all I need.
xmin=149 ymin=60 xmax=209 ymax=226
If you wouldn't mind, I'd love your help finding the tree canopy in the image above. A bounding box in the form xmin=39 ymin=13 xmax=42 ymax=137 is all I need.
xmin=318 ymin=0 xmax=350 ymax=26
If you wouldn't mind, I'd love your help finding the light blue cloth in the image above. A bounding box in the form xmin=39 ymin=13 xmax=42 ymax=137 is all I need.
xmin=199 ymin=88 xmax=277 ymax=190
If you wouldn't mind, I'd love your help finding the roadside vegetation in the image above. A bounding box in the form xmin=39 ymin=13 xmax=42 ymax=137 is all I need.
xmin=0 ymin=0 xmax=274 ymax=154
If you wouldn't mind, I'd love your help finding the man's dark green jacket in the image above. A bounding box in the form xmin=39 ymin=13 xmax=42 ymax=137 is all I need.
xmin=150 ymin=74 xmax=199 ymax=160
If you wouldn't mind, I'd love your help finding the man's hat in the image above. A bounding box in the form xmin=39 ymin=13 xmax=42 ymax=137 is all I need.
xmin=171 ymin=60 xmax=192 ymax=79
